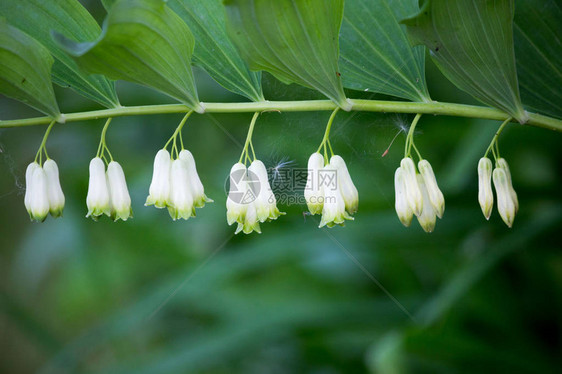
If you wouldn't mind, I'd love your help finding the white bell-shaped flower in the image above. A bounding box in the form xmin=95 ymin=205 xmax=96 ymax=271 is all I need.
xmin=168 ymin=159 xmax=194 ymax=221
xmin=24 ymin=162 xmax=40 ymax=217
xmin=107 ymin=161 xmax=132 ymax=221
xmin=248 ymin=160 xmax=283 ymax=223
xmin=319 ymin=163 xmax=353 ymax=228
xmin=418 ymin=160 xmax=444 ymax=218
xmin=496 ymin=158 xmax=518 ymax=213
xmin=179 ymin=150 xmax=213 ymax=208
xmin=226 ymin=162 xmax=250 ymax=226
xmin=394 ymin=167 xmax=413 ymax=227
xmin=43 ymin=159 xmax=65 ymax=218
xmin=493 ymin=167 xmax=516 ymax=228
xmin=416 ymin=175 xmax=437 ymax=233
xmin=145 ymin=149 xmax=172 ymax=209
xmin=86 ymin=157 xmax=111 ymax=219
xmin=305 ymin=152 xmax=325 ymax=215
xmin=400 ymin=157 xmax=423 ymax=216
xmin=237 ymin=201 xmax=262 ymax=235
xmin=477 ymin=157 xmax=494 ymax=220
xmin=331 ymin=155 xmax=359 ymax=215
xmin=28 ymin=165 xmax=50 ymax=222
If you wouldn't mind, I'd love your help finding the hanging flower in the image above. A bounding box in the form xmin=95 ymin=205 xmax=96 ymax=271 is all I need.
xmin=394 ymin=167 xmax=413 ymax=227
xmin=477 ymin=157 xmax=494 ymax=220
xmin=168 ymin=159 xmax=194 ymax=221
xmin=248 ymin=159 xmax=283 ymax=222
xmin=226 ymin=163 xmax=248 ymax=226
xmin=179 ymin=150 xmax=213 ymax=208
xmin=106 ymin=161 xmax=132 ymax=221
xmin=86 ymin=157 xmax=111 ymax=219
xmin=418 ymin=159 xmax=444 ymax=218
xmin=496 ymin=158 xmax=518 ymax=213
xmin=43 ymin=159 xmax=65 ymax=218
xmin=400 ymin=157 xmax=423 ymax=216
xmin=145 ymin=149 xmax=172 ymax=209
xmin=24 ymin=162 xmax=39 ymax=218
xmin=493 ymin=167 xmax=516 ymax=228
xmin=319 ymin=163 xmax=353 ymax=228
xmin=331 ymin=155 xmax=359 ymax=215
xmin=305 ymin=152 xmax=325 ymax=215
xmin=416 ymin=175 xmax=437 ymax=233
xmin=26 ymin=164 xmax=50 ymax=222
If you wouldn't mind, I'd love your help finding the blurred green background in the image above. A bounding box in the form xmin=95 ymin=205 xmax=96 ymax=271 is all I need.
xmin=1 ymin=1 xmax=562 ymax=373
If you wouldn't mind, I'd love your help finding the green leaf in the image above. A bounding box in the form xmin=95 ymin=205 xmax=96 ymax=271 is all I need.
xmin=0 ymin=0 xmax=119 ymax=108
xmin=403 ymin=0 xmax=528 ymax=122
xmin=224 ymin=0 xmax=351 ymax=111
xmin=339 ymin=0 xmax=431 ymax=102
xmin=514 ymin=0 xmax=562 ymax=119
xmin=168 ymin=0 xmax=264 ymax=102
xmin=56 ymin=0 xmax=203 ymax=113
xmin=101 ymin=0 xmax=116 ymax=10
xmin=0 ymin=20 xmax=60 ymax=119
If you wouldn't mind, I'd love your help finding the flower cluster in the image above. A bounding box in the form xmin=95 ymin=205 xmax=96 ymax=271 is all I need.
xmin=226 ymin=160 xmax=284 ymax=234
xmin=305 ymin=153 xmax=358 ymax=228
xmin=478 ymin=157 xmax=518 ymax=227
xmin=146 ymin=149 xmax=212 ymax=220
xmin=394 ymin=157 xmax=445 ymax=233
xmin=25 ymin=159 xmax=65 ymax=222
xmin=86 ymin=158 xmax=132 ymax=221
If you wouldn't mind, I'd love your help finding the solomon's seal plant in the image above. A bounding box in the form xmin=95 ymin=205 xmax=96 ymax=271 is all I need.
xmin=1 ymin=0 xmax=561 ymax=234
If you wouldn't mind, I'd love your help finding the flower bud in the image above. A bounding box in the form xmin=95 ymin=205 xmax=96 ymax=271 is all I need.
xmin=400 ymin=157 xmax=423 ymax=216
xmin=319 ymin=163 xmax=353 ymax=228
xmin=226 ymin=163 xmax=249 ymax=226
xmin=304 ymin=152 xmax=325 ymax=215
xmin=179 ymin=150 xmax=213 ymax=208
xmin=416 ymin=175 xmax=436 ymax=233
xmin=477 ymin=157 xmax=494 ymax=220
xmin=43 ymin=159 xmax=65 ymax=217
xmin=24 ymin=162 xmax=39 ymax=216
xmin=394 ymin=167 xmax=413 ymax=227
xmin=248 ymin=160 xmax=283 ymax=222
xmin=145 ymin=149 xmax=171 ymax=208
xmin=86 ymin=157 xmax=111 ymax=219
xmin=496 ymin=158 xmax=518 ymax=213
xmin=331 ymin=155 xmax=359 ymax=215
xmin=493 ymin=167 xmax=516 ymax=228
xmin=107 ymin=161 xmax=133 ymax=221
xmin=418 ymin=160 xmax=444 ymax=218
xmin=28 ymin=166 xmax=50 ymax=222
xmin=168 ymin=159 xmax=194 ymax=221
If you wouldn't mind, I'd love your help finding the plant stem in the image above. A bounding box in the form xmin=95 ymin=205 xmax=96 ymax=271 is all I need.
xmin=239 ymin=112 xmax=260 ymax=164
xmin=484 ymin=118 xmax=511 ymax=159
xmin=404 ymin=114 xmax=422 ymax=158
xmin=34 ymin=120 xmax=56 ymax=164
xmin=1 ymin=100 xmax=561 ymax=132
xmin=317 ymin=107 xmax=340 ymax=153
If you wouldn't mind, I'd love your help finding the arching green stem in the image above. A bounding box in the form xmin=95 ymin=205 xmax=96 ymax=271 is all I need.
xmin=484 ymin=117 xmax=511 ymax=160
xmin=239 ymin=112 xmax=260 ymax=164
xmin=34 ymin=120 xmax=56 ymax=164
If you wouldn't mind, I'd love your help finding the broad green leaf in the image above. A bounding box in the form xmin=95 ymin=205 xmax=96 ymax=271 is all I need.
xmin=514 ymin=0 xmax=562 ymax=119
xmin=340 ymin=0 xmax=431 ymax=102
xmin=0 ymin=0 xmax=119 ymax=108
xmin=56 ymin=0 xmax=203 ymax=113
xmin=0 ymin=20 xmax=60 ymax=119
xmin=403 ymin=0 xmax=528 ymax=122
xmin=101 ymin=0 xmax=117 ymax=10
xmin=224 ymin=0 xmax=351 ymax=110
xmin=168 ymin=0 xmax=264 ymax=102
